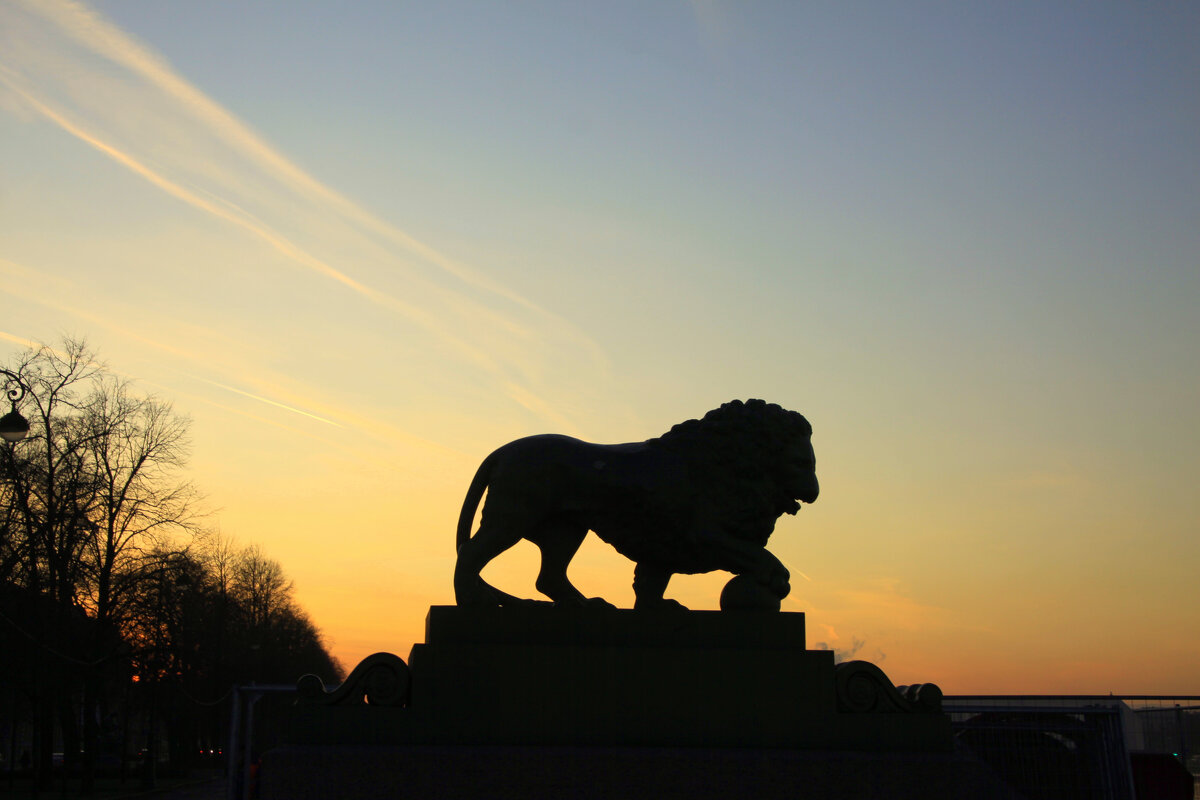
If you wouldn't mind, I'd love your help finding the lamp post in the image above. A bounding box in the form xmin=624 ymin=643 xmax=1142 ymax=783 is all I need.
xmin=1 ymin=369 xmax=36 ymax=784
xmin=0 ymin=368 xmax=30 ymax=442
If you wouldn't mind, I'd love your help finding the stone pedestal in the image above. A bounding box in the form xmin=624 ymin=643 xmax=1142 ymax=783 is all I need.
xmin=261 ymin=606 xmax=998 ymax=799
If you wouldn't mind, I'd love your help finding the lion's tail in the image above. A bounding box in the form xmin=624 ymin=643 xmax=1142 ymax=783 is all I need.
xmin=456 ymin=451 xmax=496 ymax=553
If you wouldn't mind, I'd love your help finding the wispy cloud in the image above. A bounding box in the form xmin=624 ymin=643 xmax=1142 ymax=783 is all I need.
xmin=12 ymin=0 xmax=524 ymax=306
xmin=1 ymin=255 xmax=251 ymax=375
xmin=0 ymin=58 xmax=515 ymax=387
xmin=1 ymin=255 xmax=466 ymax=453
xmin=0 ymin=330 xmax=39 ymax=351
xmin=812 ymin=635 xmax=867 ymax=664
xmin=0 ymin=0 xmax=611 ymax=432
xmin=831 ymin=577 xmax=955 ymax=634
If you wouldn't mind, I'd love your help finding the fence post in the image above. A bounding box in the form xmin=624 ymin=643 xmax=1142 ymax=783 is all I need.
xmin=226 ymin=687 xmax=242 ymax=800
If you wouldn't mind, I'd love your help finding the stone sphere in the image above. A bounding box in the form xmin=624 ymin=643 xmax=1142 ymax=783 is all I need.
xmin=719 ymin=574 xmax=782 ymax=612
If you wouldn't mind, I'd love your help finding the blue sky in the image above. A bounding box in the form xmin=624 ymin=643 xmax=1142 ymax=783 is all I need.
xmin=2 ymin=0 xmax=1197 ymax=691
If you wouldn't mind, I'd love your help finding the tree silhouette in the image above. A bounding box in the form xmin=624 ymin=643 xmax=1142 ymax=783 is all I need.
xmin=1 ymin=339 xmax=342 ymax=791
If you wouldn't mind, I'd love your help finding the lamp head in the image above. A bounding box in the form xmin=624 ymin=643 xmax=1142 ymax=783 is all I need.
xmin=0 ymin=410 xmax=29 ymax=443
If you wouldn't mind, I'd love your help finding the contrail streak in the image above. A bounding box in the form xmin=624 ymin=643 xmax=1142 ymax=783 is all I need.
xmin=3 ymin=78 xmax=393 ymax=308
xmin=0 ymin=73 xmax=504 ymax=379
xmin=8 ymin=0 xmax=583 ymax=324
xmin=193 ymin=378 xmax=342 ymax=428
xmin=0 ymin=0 xmax=615 ymax=431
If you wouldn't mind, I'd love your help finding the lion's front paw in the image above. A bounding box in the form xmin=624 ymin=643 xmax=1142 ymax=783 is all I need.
xmin=752 ymin=553 xmax=790 ymax=598
xmin=751 ymin=571 xmax=790 ymax=600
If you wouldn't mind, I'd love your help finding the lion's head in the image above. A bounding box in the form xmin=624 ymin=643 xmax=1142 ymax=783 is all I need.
xmin=650 ymin=399 xmax=818 ymax=546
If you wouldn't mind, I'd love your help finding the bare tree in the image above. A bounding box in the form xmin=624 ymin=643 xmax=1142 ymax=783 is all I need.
xmin=79 ymin=375 xmax=201 ymax=630
xmin=0 ymin=340 xmax=102 ymax=787
xmin=226 ymin=543 xmax=342 ymax=684
xmin=2 ymin=338 xmax=342 ymax=789
xmin=202 ymin=530 xmax=238 ymax=600
xmin=230 ymin=544 xmax=294 ymax=630
xmin=0 ymin=338 xmax=200 ymax=789
xmin=0 ymin=340 xmax=200 ymax=618
xmin=0 ymin=339 xmax=101 ymax=605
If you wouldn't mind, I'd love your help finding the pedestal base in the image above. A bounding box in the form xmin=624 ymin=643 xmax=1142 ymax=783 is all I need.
xmin=268 ymin=606 xmax=978 ymax=798
xmin=260 ymin=745 xmax=1015 ymax=800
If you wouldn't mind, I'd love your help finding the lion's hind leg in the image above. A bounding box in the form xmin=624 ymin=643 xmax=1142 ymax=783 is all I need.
xmin=454 ymin=519 xmax=524 ymax=607
xmin=530 ymin=522 xmax=613 ymax=608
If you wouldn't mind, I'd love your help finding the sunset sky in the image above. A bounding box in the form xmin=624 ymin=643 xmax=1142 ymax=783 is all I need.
xmin=2 ymin=0 xmax=1197 ymax=693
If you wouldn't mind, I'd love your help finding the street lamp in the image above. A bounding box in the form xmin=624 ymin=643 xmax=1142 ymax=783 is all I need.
xmin=0 ymin=368 xmax=30 ymax=442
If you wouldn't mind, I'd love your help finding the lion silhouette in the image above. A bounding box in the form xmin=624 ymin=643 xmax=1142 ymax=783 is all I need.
xmin=454 ymin=399 xmax=818 ymax=609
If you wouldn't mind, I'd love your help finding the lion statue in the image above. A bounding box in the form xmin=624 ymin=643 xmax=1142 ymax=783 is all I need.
xmin=454 ymin=399 xmax=818 ymax=610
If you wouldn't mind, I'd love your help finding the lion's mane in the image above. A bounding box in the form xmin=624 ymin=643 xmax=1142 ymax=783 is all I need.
xmin=647 ymin=399 xmax=814 ymax=548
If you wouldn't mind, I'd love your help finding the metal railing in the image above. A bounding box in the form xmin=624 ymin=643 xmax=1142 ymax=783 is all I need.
xmin=226 ymin=685 xmax=299 ymax=800
xmin=946 ymin=695 xmax=1199 ymax=800
xmin=225 ymin=689 xmax=1200 ymax=799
